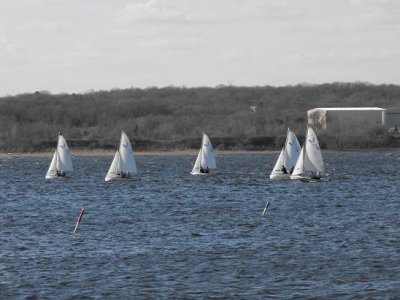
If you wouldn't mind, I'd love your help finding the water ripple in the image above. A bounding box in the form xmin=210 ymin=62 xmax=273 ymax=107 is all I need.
xmin=1 ymin=151 xmax=399 ymax=298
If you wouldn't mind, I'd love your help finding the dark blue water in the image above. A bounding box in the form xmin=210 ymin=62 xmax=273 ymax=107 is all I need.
xmin=1 ymin=150 xmax=399 ymax=298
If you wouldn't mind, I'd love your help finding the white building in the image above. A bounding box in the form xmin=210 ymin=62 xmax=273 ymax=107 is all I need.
xmin=385 ymin=108 xmax=400 ymax=127
xmin=308 ymin=107 xmax=400 ymax=130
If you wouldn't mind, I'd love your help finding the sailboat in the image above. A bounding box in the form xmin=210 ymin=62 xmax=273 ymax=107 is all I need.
xmin=105 ymin=130 xmax=137 ymax=181
xmin=191 ymin=133 xmax=216 ymax=175
xmin=45 ymin=132 xmax=73 ymax=179
xmin=290 ymin=127 xmax=325 ymax=182
xmin=270 ymin=128 xmax=301 ymax=179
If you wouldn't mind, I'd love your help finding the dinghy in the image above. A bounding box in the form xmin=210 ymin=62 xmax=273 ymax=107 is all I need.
xmin=270 ymin=128 xmax=301 ymax=179
xmin=191 ymin=133 xmax=216 ymax=175
xmin=105 ymin=130 xmax=137 ymax=181
xmin=45 ymin=132 xmax=73 ymax=179
xmin=290 ymin=127 xmax=325 ymax=182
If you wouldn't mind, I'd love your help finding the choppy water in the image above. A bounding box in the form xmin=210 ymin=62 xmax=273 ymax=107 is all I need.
xmin=1 ymin=150 xmax=399 ymax=299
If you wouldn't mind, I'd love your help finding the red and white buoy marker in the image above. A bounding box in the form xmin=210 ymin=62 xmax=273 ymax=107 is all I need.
xmin=73 ymin=208 xmax=85 ymax=233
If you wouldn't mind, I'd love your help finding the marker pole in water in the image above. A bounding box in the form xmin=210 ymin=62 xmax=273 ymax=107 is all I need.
xmin=73 ymin=208 xmax=85 ymax=233
xmin=262 ymin=202 xmax=269 ymax=216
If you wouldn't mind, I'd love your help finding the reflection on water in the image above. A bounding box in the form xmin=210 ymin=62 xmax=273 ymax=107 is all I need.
xmin=1 ymin=150 xmax=399 ymax=298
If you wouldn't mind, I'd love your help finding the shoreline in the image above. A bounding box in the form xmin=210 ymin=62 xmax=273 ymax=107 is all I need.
xmin=0 ymin=148 xmax=398 ymax=158
xmin=0 ymin=149 xmax=279 ymax=157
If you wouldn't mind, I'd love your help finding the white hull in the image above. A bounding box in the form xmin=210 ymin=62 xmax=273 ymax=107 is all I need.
xmin=290 ymin=174 xmax=321 ymax=182
xmin=45 ymin=173 xmax=71 ymax=180
xmin=105 ymin=176 xmax=136 ymax=182
xmin=270 ymin=173 xmax=291 ymax=180
xmin=190 ymin=171 xmax=210 ymax=176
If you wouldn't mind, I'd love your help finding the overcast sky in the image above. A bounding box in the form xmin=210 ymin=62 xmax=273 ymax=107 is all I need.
xmin=1 ymin=0 xmax=400 ymax=95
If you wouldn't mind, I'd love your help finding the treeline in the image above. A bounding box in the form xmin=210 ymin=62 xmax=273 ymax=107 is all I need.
xmin=0 ymin=82 xmax=399 ymax=152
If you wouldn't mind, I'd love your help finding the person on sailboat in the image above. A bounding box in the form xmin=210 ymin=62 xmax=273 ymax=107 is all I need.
xmin=200 ymin=166 xmax=209 ymax=173
xmin=309 ymin=171 xmax=321 ymax=180
xmin=281 ymin=165 xmax=288 ymax=174
xmin=117 ymin=171 xmax=130 ymax=179
xmin=57 ymin=170 xmax=65 ymax=177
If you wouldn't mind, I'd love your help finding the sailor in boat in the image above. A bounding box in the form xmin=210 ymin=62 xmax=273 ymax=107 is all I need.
xmin=57 ymin=170 xmax=66 ymax=177
xmin=200 ymin=166 xmax=209 ymax=173
xmin=120 ymin=171 xmax=131 ymax=179
xmin=281 ymin=165 xmax=288 ymax=174
xmin=309 ymin=171 xmax=321 ymax=180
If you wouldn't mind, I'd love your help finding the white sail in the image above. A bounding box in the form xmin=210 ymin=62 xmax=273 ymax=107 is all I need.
xmin=119 ymin=130 xmax=137 ymax=174
xmin=45 ymin=150 xmax=58 ymax=179
xmin=105 ymin=151 xmax=120 ymax=182
xmin=291 ymin=147 xmax=305 ymax=177
xmin=191 ymin=148 xmax=203 ymax=174
xmin=291 ymin=127 xmax=324 ymax=180
xmin=57 ymin=134 xmax=73 ymax=172
xmin=191 ymin=133 xmax=216 ymax=175
xmin=285 ymin=129 xmax=301 ymax=169
xmin=45 ymin=132 xmax=73 ymax=179
xmin=202 ymin=133 xmax=216 ymax=169
xmin=270 ymin=148 xmax=285 ymax=179
xmin=304 ymin=127 xmax=325 ymax=173
xmin=270 ymin=128 xmax=301 ymax=179
xmin=105 ymin=130 xmax=137 ymax=181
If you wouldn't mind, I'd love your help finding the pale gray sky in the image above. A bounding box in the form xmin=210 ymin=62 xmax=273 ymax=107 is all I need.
xmin=1 ymin=0 xmax=400 ymax=95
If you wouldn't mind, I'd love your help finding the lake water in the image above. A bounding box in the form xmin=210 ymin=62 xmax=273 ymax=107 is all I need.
xmin=1 ymin=150 xmax=399 ymax=299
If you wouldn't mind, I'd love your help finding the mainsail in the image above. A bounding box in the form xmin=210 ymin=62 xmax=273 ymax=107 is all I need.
xmin=57 ymin=134 xmax=73 ymax=172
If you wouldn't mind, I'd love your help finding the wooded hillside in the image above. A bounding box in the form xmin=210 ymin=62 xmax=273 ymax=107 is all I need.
xmin=0 ymin=83 xmax=399 ymax=152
